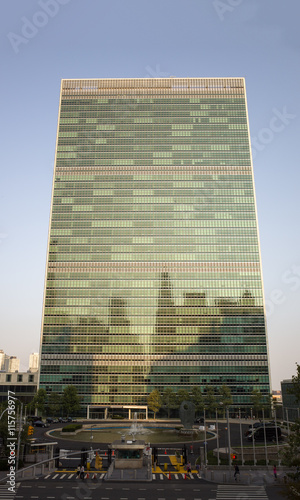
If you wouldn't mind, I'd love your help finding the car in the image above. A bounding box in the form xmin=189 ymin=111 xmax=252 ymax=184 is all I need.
xmin=46 ymin=417 xmax=59 ymax=424
xmin=33 ymin=420 xmax=49 ymax=428
xmin=244 ymin=421 xmax=276 ymax=436
xmin=28 ymin=416 xmax=42 ymax=423
xmin=58 ymin=417 xmax=68 ymax=423
xmin=247 ymin=426 xmax=281 ymax=442
xmin=194 ymin=417 xmax=204 ymax=424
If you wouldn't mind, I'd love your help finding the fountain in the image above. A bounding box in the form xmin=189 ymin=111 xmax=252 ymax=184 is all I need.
xmin=50 ymin=409 xmax=210 ymax=443
xmin=127 ymin=413 xmax=148 ymax=441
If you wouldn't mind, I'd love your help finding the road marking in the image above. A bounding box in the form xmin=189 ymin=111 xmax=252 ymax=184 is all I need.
xmin=44 ymin=475 xmax=51 ymax=479
xmin=175 ymin=473 xmax=179 ymax=479
xmin=217 ymin=485 xmax=268 ymax=498
xmin=68 ymin=473 xmax=74 ymax=479
xmin=51 ymin=474 xmax=59 ymax=479
xmin=159 ymin=473 xmax=164 ymax=480
xmin=60 ymin=474 xmax=66 ymax=479
xmin=152 ymin=473 xmax=156 ymax=479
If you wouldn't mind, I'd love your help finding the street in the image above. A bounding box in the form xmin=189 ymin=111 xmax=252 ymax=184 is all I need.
xmin=8 ymin=479 xmax=286 ymax=500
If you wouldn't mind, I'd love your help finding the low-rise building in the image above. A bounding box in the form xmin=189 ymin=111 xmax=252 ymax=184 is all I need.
xmin=0 ymin=371 xmax=37 ymax=405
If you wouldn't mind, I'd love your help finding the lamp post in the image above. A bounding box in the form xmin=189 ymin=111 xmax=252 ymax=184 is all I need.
xmin=238 ymin=408 xmax=244 ymax=465
xmin=203 ymin=408 xmax=207 ymax=466
xmin=262 ymin=408 xmax=268 ymax=465
xmin=215 ymin=407 xmax=220 ymax=465
xmin=16 ymin=400 xmax=23 ymax=473
xmin=273 ymin=407 xmax=280 ymax=466
xmin=250 ymin=407 xmax=256 ymax=465
xmin=226 ymin=407 xmax=231 ymax=469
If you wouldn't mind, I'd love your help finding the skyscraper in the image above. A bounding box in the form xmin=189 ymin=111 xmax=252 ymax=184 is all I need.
xmin=39 ymin=78 xmax=270 ymax=417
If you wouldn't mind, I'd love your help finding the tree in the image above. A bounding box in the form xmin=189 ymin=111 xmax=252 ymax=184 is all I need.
xmin=204 ymin=386 xmax=217 ymax=417
xmin=31 ymin=388 xmax=47 ymax=416
xmin=250 ymin=389 xmax=263 ymax=418
xmin=176 ymin=389 xmax=190 ymax=408
xmin=288 ymin=363 xmax=300 ymax=403
xmin=282 ymin=418 xmax=300 ymax=468
xmin=47 ymin=392 xmax=62 ymax=417
xmin=263 ymin=393 xmax=273 ymax=419
xmin=162 ymin=388 xmax=177 ymax=418
xmin=191 ymin=387 xmax=204 ymax=415
xmin=62 ymin=385 xmax=81 ymax=417
xmin=147 ymin=389 xmax=162 ymax=419
xmin=0 ymin=401 xmax=28 ymax=469
xmin=218 ymin=385 xmax=233 ymax=418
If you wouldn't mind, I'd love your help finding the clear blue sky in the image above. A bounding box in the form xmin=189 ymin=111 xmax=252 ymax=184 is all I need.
xmin=1 ymin=0 xmax=299 ymax=389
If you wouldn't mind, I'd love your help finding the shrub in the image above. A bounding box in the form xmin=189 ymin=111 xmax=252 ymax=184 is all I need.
xmin=62 ymin=424 xmax=82 ymax=433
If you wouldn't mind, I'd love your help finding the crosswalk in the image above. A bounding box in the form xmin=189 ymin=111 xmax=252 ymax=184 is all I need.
xmin=40 ymin=471 xmax=201 ymax=481
xmin=0 ymin=482 xmax=20 ymax=498
xmin=43 ymin=472 xmax=107 ymax=480
xmin=217 ymin=485 xmax=268 ymax=499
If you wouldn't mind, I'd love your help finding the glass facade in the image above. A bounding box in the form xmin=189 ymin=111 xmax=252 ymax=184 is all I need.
xmin=39 ymin=77 xmax=270 ymax=414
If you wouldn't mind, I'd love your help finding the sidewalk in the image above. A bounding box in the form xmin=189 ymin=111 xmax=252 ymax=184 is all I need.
xmin=200 ymin=466 xmax=290 ymax=485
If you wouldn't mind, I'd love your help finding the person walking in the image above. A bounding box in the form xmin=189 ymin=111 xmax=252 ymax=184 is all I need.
xmin=76 ymin=465 xmax=80 ymax=479
xmin=80 ymin=465 xmax=85 ymax=480
xmin=273 ymin=465 xmax=277 ymax=480
xmin=234 ymin=464 xmax=240 ymax=481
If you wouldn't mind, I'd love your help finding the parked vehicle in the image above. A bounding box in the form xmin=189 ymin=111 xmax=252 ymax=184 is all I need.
xmin=247 ymin=426 xmax=281 ymax=442
xmin=28 ymin=415 xmax=42 ymax=423
xmin=33 ymin=420 xmax=50 ymax=428
xmin=244 ymin=421 xmax=276 ymax=437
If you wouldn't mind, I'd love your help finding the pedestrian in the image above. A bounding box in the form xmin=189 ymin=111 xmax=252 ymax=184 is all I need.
xmin=234 ymin=464 xmax=240 ymax=481
xmin=186 ymin=461 xmax=191 ymax=473
xmin=80 ymin=465 xmax=85 ymax=480
xmin=273 ymin=465 xmax=277 ymax=480
xmin=76 ymin=465 xmax=80 ymax=479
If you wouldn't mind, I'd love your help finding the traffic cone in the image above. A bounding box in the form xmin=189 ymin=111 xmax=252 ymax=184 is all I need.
xmin=85 ymin=472 xmax=89 ymax=479
xmin=165 ymin=449 xmax=167 ymax=454
xmin=105 ymin=451 xmax=107 ymax=456
xmin=92 ymin=473 xmax=96 ymax=480
xmin=112 ymin=450 xmax=115 ymax=457
xmin=184 ymin=473 xmax=187 ymax=480
xmin=168 ymin=471 xmax=171 ymax=480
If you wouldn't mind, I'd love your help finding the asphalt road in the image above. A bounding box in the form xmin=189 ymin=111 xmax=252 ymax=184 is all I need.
xmin=9 ymin=479 xmax=286 ymax=500
xmin=33 ymin=420 xmax=256 ymax=452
